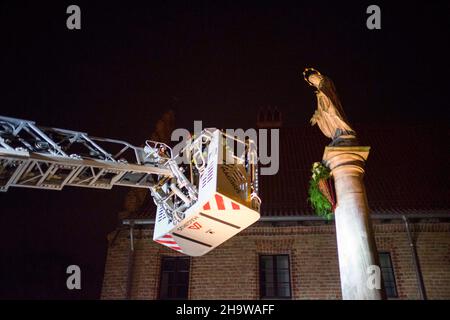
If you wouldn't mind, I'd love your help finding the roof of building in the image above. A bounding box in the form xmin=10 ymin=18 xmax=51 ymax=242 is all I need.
xmin=135 ymin=123 xmax=448 ymax=219
xmin=259 ymin=124 xmax=448 ymax=216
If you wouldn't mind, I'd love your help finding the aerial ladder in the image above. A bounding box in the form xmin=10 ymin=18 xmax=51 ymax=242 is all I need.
xmin=0 ymin=116 xmax=261 ymax=256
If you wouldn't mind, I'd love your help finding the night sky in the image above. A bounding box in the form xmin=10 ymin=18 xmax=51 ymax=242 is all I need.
xmin=0 ymin=1 xmax=448 ymax=299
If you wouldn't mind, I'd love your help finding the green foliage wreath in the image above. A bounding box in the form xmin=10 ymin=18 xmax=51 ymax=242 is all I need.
xmin=308 ymin=162 xmax=334 ymax=220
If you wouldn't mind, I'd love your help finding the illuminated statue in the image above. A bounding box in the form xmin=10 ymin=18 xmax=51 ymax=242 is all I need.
xmin=303 ymin=68 xmax=358 ymax=146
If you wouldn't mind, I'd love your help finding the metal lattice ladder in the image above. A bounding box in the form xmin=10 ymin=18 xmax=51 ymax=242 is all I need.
xmin=0 ymin=116 xmax=172 ymax=192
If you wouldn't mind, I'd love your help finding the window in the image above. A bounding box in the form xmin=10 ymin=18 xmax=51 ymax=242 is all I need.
xmin=159 ymin=256 xmax=190 ymax=300
xmin=379 ymin=252 xmax=398 ymax=298
xmin=259 ymin=255 xmax=292 ymax=299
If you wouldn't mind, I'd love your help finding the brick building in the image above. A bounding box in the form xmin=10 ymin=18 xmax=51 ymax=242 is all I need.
xmin=101 ymin=120 xmax=450 ymax=300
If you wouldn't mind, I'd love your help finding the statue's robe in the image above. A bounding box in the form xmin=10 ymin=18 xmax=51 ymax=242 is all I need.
xmin=310 ymin=76 xmax=355 ymax=140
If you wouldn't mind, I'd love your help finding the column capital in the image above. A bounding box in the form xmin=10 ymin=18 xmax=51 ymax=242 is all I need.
xmin=323 ymin=146 xmax=370 ymax=177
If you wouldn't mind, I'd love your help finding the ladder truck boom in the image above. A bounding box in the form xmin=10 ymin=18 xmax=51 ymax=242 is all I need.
xmin=0 ymin=116 xmax=172 ymax=192
xmin=0 ymin=116 xmax=261 ymax=256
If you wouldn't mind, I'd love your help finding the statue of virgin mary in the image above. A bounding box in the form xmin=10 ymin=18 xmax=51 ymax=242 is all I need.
xmin=303 ymin=68 xmax=358 ymax=146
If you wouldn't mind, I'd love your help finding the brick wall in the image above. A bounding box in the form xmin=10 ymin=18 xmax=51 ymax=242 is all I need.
xmin=101 ymin=222 xmax=450 ymax=300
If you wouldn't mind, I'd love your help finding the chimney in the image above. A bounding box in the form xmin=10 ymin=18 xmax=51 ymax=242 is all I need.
xmin=256 ymin=106 xmax=282 ymax=128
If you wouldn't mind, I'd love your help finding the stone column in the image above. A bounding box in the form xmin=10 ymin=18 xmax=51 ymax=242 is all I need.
xmin=323 ymin=146 xmax=384 ymax=300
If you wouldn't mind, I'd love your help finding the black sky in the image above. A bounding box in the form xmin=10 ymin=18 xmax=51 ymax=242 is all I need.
xmin=0 ymin=1 xmax=449 ymax=299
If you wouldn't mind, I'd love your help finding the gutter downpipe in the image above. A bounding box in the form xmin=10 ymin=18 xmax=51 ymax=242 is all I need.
xmin=402 ymin=215 xmax=427 ymax=300
xmin=125 ymin=221 xmax=135 ymax=300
